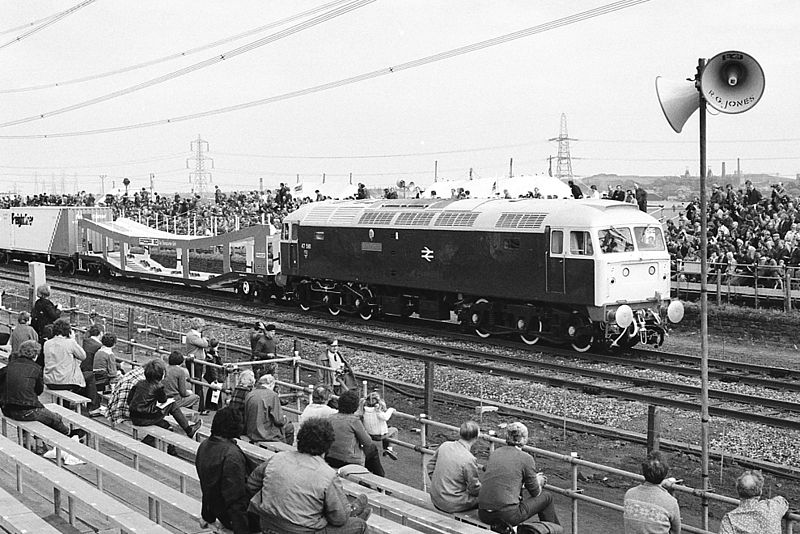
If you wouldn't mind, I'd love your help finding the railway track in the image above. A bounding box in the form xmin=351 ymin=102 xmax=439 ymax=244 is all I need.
xmin=3 ymin=269 xmax=800 ymax=432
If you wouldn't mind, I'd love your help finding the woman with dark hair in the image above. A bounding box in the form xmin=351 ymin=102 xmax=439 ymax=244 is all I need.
xmin=128 ymin=359 xmax=202 ymax=449
xmin=325 ymin=389 xmax=384 ymax=477
xmin=247 ymin=417 xmax=371 ymax=534
xmin=195 ymin=407 xmax=257 ymax=534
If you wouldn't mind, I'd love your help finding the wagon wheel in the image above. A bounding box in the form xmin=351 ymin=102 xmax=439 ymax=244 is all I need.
xmin=519 ymin=317 xmax=543 ymax=346
xmin=65 ymin=260 xmax=76 ymax=276
xmin=470 ymin=298 xmax=491 ymax=338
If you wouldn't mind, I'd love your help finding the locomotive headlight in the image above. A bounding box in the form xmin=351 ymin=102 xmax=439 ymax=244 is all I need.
xmin=667 ymin=300 xmax=685 ymax=323
xmin=648 ymin=266 xmax=656 ymax=275
xmin=615 ymin=305 xmax=634 ymax=328
xmin=622 ymin=267 xmax=630 ymax=277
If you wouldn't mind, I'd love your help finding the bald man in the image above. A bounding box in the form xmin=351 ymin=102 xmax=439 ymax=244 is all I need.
xmin=719 ymin=470 xmax=789 ymax=534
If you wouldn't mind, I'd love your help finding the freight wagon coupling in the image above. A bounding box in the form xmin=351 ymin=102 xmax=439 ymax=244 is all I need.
xmin=279 ymin=197 xmax=684 ymax=353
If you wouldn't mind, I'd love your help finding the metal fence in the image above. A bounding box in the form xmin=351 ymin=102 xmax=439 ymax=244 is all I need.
xmin=0 ymin=296 xmax=798 ymax=533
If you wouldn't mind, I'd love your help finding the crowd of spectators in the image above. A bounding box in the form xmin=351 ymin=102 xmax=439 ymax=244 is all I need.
xmin=666 ymin=180 xmax=800 ymax=288
xmin=6 ymin=180 xmax=800 ymax=290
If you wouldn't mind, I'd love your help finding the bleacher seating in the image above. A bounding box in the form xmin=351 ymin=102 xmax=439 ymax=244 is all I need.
xmin=0 ymin=401 xmax=478 ymax=534
xmin=0 ymin=432 xmax=173 ymax=534
xmin=0 ymin=483 xmax=62 ymax=534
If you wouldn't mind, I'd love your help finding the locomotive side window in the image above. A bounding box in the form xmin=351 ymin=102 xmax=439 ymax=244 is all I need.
xmin=633 ymin=226 xmax=666 ymax=251
xmin=569 ymin=231 xmax=594 ymax=256
xmin=550 ymin=230 xmax=564 ymax=254
xmin=598 ymin=228 xmax=633 ymax=253
xmin=504 ymin=238 xmax=520 ymax=250
xmin=290 ymin=223 xmax=299 ymax=240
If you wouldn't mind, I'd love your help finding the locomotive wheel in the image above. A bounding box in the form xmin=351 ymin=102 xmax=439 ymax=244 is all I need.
xmin=356 ymin=288 xmax=375 ymax=321
xmin=568 ymin=321 xmax=594 ymax=352
xmin=470 ymin=298 xmax=491 ymax=338
xmin=328 ymin=304 xmax=341 ymax=316
xmin=519 ymin=318 xmax=542 ymax=345
xmin=297 ymin=283 xmax=313 ymax=311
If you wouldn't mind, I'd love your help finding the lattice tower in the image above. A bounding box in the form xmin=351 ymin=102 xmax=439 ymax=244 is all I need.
xmin=548 ymin=113 xmax=575 ymax=180
xmin=187 ymin=135 xmax=214 ymax=196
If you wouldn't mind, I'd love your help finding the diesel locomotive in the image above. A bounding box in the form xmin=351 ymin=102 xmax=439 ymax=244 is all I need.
xmin=277 ymin=197 xmax=684 ymax=351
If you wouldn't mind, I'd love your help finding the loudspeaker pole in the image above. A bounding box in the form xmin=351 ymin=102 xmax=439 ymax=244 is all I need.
xmin=696 ymin=57 xmax=710 ymax=532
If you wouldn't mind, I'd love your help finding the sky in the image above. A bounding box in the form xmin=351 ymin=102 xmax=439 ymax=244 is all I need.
xmin=0 ymin=0 xmax=798 ymax=197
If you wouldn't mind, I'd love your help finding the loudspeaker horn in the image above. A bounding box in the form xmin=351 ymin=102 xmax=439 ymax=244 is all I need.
xmin=701 ymin=50 xmax=764 ymax=114
xmin=655 ymin=76 xmax=699 ymax=133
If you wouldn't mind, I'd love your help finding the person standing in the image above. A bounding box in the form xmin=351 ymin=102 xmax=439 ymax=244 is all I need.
xmin=43 ymin=319 xmax=102 ymax=417
xmin=249 ymin=322 xmax=276 ymax=380
xmin=10 ymin=312 xmax=38 ymax=356
xmin=623 ymin=451 xmax=681 ymax=534
xmin=30 ymin=284 xmax=61 ymax=337
xmin=243 ymin=373 xmax=286 ymax=443
xmin=246 ymin=417 xmax=371 ymax=534
xmin=427 ymin=420 xmax=483 ymax=513
xmin=195 ymin=407 xmax=258 ymax=534
xmin=184 ymin=317 xmax=210 ymax=414
xmin=568 ymin=180 xmax=583 ymax=199
xmin=634 ymin=183 xmax=648 ymax=213
xmin=719 ymin=470 xmax=789 ymax=534
xmin=478 ymin=422 xmax=559 ymax=531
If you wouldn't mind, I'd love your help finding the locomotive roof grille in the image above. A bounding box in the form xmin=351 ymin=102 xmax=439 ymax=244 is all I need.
xmin=302 ymin=206 xmax=338 ymax=224
xmin=434 ymin=211 xmax=479 ymax=227
xmin=496 ymin=212 xmax=547 ymax=229
xmin=329 ymin=206 xmax=363 ymax=224
xmin=359 ymin=211 xmax=396 ymax=225
xmin=395 ymin=212 xmax=436 ymax=226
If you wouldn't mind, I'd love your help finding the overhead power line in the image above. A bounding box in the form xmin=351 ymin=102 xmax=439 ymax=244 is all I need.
xmin=0 ymin=0 xmax=355 ymax=94
xmin=0 ymin=0 xmax=376 ymax=129
xmin=0 ymin=0 xmax=651 ymax=139
xmin=0 ymin=10 xmax=60 ymax=35
xmin=0 ymin=0 xmax=96 ymax=51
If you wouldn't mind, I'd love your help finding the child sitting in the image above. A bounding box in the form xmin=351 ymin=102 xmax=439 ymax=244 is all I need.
xmin=361 ymin=391 xmax=399 ymax=460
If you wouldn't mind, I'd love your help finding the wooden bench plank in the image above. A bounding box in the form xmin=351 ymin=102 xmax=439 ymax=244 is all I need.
xmin=0 ymin=484 xmax=62 ymax=534
xmin=39 ymin=389 xmax=90 ymax=415
xmin=0 ymin=433 xmax=171 ymax=534
xmin=46 ymin=403 xmax=197 ymax=493
xmin=2 ymin=418 xmax=202 ymax=527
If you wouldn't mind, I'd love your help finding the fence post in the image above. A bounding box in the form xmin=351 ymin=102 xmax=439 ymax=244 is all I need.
xmin=754 ymin=264 xmax=759 ymax=309
xmin=127 ymin=307 xmax=135 ymax=354
xmin=293 ymin=340 xmax=302 ymax=412
xmin=571 ymin=452 xmax=580 ymax=534
xmin=69 ymin=295 xmax=77 ymax=325
xmin=647 ymin=406 xmax=661 ymax=453
xmin=785 ymin=270 xmax=792 ymax=312
xmin=419 ymin=414 xmax=428 ymax=490
xmin=424 ymin=361 xmax=435 ymax=419
xmin=716 ymin=270 xmax=722 ymax=306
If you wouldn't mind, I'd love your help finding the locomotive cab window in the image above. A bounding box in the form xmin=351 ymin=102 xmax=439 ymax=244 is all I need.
xmin=633 ymin=225 xmax=665 ymax=251
xmin=598 ymin=227 xmax=634 ymax=254
xmin=550 ymin=230 xmax=564 ymax=254
xmin=569 ymin=231 xmax=594 ymax=256
xmin=282 ymin=223 xmax=289 ymax=240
